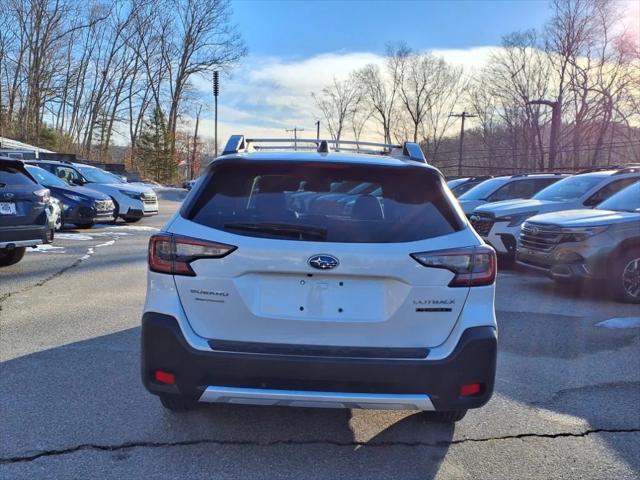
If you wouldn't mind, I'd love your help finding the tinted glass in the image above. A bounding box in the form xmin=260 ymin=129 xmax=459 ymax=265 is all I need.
xmin=76 ymin=166 xmax=120 ymax=184
xmin=533 ymin=175 xmax=604 ymax=201
xmin=0 ymin=167 xmax=35 ymax=186
xmin=584 ymin=178 xmax=638 ymax=206
xmin=458 ymin=177 xmax=508 ymax=200
xmin=597 ymin=181 xmax=640 ymax=212
xmin=26 ymin=165 xmax=68 ymax=187
xmin=451 ymin=180 xmax=482 ymax=196
xmin=187 ymin=161 xmax=463 ymax=243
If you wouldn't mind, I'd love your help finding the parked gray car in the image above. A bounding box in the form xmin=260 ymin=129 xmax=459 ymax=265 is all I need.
xmin=516 ymin=181 xmax=640 ymax=303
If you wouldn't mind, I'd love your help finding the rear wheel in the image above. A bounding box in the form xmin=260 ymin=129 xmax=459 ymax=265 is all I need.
xmin=0 ymin=247 xmax=26 ymax=267
xmin=74 ymin=222 xmax=94 ymax=229
xmin=422 ymin=409 xmax=467 ymax=423
xmin=159 ymin=395 xmax=197 ymax=411
xmin=124 ymin=217 xmax=142 ymax=223
xmin=612 ymin=248 xmax=640 ymax=303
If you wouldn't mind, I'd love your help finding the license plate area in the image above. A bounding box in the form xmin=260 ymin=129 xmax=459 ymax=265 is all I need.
xmin=0 ymin=202 xmax=17 ymax=215
xmin=257 ymin=274 xmax=386 ymax=322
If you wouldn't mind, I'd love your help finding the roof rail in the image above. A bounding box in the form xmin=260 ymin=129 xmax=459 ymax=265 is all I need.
xmin=577 ymin=165 xmax=620 ymax=174
xmin=510 ymin=172 xmax=568 ymax=177
xmin=614 ymin=164 xmax=640 ymax=175
xmin=220 ymin=135 xmax=428 ymax=163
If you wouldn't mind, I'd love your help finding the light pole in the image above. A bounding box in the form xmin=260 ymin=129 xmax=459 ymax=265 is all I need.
xmin=527 ymin=99 xmax=560 ymax=170
xmin=449 ymin=111 xmax=477 ymax=176
xmin=213 ymin=70 xmax=219 ymax=158
xmin=315 ymin=120 xmax=320 ymax=140
xmin=286 ymin=127 xmax=304 ymax=150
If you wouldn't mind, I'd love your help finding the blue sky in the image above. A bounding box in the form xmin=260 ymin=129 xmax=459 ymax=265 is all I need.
xmin=232 ymin=0 xmax=553 ymax=58
xmin=183 ymin=0 xmax=637 ymax=144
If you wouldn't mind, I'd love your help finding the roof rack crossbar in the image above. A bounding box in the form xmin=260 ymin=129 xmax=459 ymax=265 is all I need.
xmin=221 ymin=135 xmax=427 ymax=164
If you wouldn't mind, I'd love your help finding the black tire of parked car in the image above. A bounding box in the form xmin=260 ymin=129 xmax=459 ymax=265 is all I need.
xmin=124 ymin=217 xmax=142 ymax=223
xmin=612 ymin=247 xmax=640 ymax=304
xmin=422 ymin=409 xmax=467 ymax=423
xmin=0 ymin=247 xmax=26 ymax=267
xmin=74 ymin=222 xmax=94 ymax=229
xmin=159 ymin=395 xmax=197 ymax=411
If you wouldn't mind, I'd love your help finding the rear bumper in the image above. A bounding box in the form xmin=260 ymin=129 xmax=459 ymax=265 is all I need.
xmin=0 ymin=225 xmax=50 ymax=248
xmin=141 ymin=312 xmax=497 ymax=411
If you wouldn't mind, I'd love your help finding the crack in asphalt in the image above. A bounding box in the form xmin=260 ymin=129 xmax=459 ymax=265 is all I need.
xmin=0 ymin=236 xmax=121 ymax=309
xmin=1 ymin=428 xmax=638 ymax=464
xmin=0 ymin=256 xmax=84 ymax=309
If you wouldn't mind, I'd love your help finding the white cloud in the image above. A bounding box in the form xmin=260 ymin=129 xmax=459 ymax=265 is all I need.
xmin=187 ymin=47 xmax=501 ymax=144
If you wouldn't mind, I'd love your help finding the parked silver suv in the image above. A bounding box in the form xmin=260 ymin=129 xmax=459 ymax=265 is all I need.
xmin=516 ymin=181 xmax=640 ymax=303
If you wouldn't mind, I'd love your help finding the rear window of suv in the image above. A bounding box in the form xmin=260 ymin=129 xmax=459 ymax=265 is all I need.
xmin=186 ymin=161 xmax=463 ymax=243
xmin=0 ymin=166 xmax=35 ymax=186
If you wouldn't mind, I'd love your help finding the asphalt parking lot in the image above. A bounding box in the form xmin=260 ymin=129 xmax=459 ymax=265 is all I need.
xmin=1 ymin=191 xmax=639 ymax=479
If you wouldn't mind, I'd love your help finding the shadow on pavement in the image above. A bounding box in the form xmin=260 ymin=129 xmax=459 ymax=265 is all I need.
xmin=0 ymin=327 xmax=453 ymax=479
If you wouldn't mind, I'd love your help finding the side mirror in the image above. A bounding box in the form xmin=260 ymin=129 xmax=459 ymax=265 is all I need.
xmin=71 ymin=177 xmax=85 ymax=186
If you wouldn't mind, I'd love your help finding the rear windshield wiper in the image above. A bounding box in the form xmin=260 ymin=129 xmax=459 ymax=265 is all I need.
xmin=223 ymin=222 xmax=327 ymax=240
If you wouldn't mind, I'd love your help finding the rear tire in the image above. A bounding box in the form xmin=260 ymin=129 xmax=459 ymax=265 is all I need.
xmin=611 ymin=248 xmax=640 ymax=303
xmin=422 ymin=409 xmax=467 ymax=423
xmin=124 ymin=217 xmax=142 ymax=223
xmin=73 ymin=222 xmax=94 ymax=229
xmin=0 ymin=247 xmax=26 ymax=267
xmin=159 ymin=395 xmax=197 ymax=411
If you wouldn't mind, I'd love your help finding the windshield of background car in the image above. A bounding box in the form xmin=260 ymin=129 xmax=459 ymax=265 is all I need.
xmin=26 ymin=165 xmax=68 ymax=188
xmin=0 ymin=166 xmax=35 ymax=186
xmin=533 ymin=175 xmax=604 ymax=201
xmin=187 ymin=161 xmax=463 ymax=243
xmin=77 ymin=166 xmax=120 ymax=184
xmin=458 ymin=177 xmax=508 ymax=200
xmin=597 ymin=181 xmax=640 ymax=212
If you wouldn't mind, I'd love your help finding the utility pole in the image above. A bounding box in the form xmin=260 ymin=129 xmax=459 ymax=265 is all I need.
xmin=212 ymin=70 xmax=219 ymax=158
xmin=286 ymin=127 xmax=304 ymax=150
xmin=527 ymin=99 xmax=560 ymax=170
xmin=315 ymin=120 xmax=320 ymax=140
xmin=450 ymin=111 xmax=477 ymax=176
xmin=190 ymin=105 xmax=202 ymax=180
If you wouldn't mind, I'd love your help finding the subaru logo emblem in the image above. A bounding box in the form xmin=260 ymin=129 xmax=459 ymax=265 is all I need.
xmin=3 ymin=193 xmax=14 ymax=199
xmin=308 ymin=254 xmax=339 ymax=270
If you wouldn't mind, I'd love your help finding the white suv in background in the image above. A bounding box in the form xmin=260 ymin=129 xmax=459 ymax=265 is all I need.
xmin=457 ymin=173 xmax=566 ymax=215
xmin=30 ymin=160 xmax=158 ymax=223
xmin=141 ymin=136 xmax=498 ymax=423
xmin=470 ymin=166 xmax=640 ymax=258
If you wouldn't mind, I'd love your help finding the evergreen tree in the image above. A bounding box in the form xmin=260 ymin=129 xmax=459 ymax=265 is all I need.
xmin=135 ymin=107 xmax=176 ymax=183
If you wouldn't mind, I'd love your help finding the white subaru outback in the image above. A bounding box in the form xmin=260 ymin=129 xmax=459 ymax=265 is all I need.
xmin=142 ymin=136 xmax=497 ymax=423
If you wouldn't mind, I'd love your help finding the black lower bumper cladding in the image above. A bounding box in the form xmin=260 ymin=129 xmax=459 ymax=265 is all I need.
xmin=141 ymin=313 xmax=497 ymax=411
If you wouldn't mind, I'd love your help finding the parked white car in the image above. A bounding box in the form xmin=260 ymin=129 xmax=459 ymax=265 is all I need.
xmin=457 ymin=173 xmax=566 ymax=215
xmin=29 ymin=160 xmax=158 ymax=223
xmin=470 ymin=166 xmax=640 ymax=258
xmin=141 ymin=136 xmax=497 ymax=423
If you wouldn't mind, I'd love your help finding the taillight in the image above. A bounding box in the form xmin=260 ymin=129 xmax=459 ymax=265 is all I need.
xmin=148 ymin=234 xmax=236 ymax=276
xmin=411 ymin=245 xmax=496 ymax=287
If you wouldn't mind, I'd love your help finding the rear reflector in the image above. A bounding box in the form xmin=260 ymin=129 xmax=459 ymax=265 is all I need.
xmin=460 ymin=383 xmax=482 ymax=397
xmin=148 ymin=234 xmax=236 ymax=276
xmin=411 ymin=245 xmax=496 ymax=287
xmin=154 ymin=370 xmax=176 ymax=385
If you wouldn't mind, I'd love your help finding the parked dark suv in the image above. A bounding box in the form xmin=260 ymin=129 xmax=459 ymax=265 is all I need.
xmin=25 ymin=164 xmax=115 ymax=228
xmin=0 ymin=158 xmax=53 ymax=267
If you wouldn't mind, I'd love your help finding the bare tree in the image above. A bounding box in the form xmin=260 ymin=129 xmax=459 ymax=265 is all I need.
xmin=312 ymin=75 xmax=361 ymax=144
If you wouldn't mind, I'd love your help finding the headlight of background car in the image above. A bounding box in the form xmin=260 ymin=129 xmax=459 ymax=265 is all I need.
xmin=559 ymin=226 xmax=608 ymax=243
xmin=119 ymin=190 xmax=143 ymax=200
xmin=496 ymin=212 xmax=539 ymax=227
